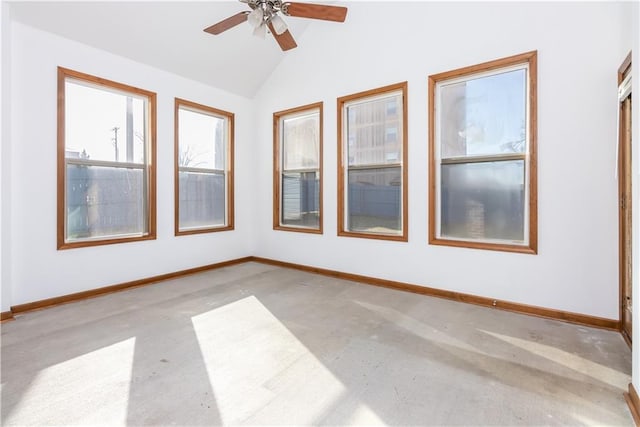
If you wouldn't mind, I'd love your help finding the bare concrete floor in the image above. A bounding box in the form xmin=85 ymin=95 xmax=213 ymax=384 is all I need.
xmin=1 ymin=262 xmax=633 ymax=425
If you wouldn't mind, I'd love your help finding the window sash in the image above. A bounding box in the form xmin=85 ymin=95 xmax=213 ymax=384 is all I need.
xmin=179 ymin=166 xmax=225 ymax=174
xmin=437 ymin=158 xmax=529 ymax=245
xmin=437 ymin=64 xmax=529 ymax=161
xmin=64 ymin=80 xmax=150 ymax=166
xmin=344 ymin=90 xmax=404 ymax=169
xmin=66 ymin=77 xmax=149 ymax=102
xmin=280 ymin=110 xmax=320 ymax=171
xmin=66 ymin=158 xmax=146 ymax=169
xmin=282 ymin=167 xmax=318 ymax=174
xmin=346 ymin=166 xmax=403 ymax=235
xmin=64 ymin=160 xmax=150 ymax=242
xmin=176 ymin=101 xmax=232 ymax=233
xmin=435 ymin=163 xmax=531 ymax=247
xmin=441 ymin=153 xmax=525 ymax=165
xmin=279 ymin=171 xmax=320 ymax=229
xmin=276 ymin=105 xmax=322 ymax=231
xmin=347 ymin=163 xmax=402 ymax=171
xmin=177 ymin=107 xmax=228 ymax=171
xmin=343 ymin=90 xmax=402 ymax=109
xmin=434 ymin=62 xmax=531 ymax=246
xmin=342 ymin=90 xmax=405 ymax=237
xmin=177 ymin=169 xmax=228 ymax=231
xmin=59 ymin=68 xmax=155 ymax=248
xmin=278 ymin=169 xmax=321 ymax=229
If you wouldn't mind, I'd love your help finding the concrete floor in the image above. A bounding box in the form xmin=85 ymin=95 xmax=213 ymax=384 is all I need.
xmin=1 ymin=262 xmax=633 ymax=425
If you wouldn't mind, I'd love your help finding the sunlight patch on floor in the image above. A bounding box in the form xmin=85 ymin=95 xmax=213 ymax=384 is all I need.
xmin=570 ymin=411 xmax=609 ymax=425
xmin=479 ymin=329 xmax=629 ymax=390
xmin=354 ymin=299 xmax=626 ymax=422
xmin=354 ymin=300 xmax=481 ymax=353
xmin=3 ymin=337 xmax=135 ymax=426
xmin=191 ymin=295 xmax=385 ymax=425
xmin=345 ymin=401 xmax=390 ymax=424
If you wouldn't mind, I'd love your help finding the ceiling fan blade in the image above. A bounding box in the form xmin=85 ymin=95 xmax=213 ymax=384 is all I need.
xmin=204 ymin=11 xmax=249 ymax=35
xmin=268 ymin=23 xmax=298 ymax=51
xmin=283 ymin=2 xmax=347 ymax=22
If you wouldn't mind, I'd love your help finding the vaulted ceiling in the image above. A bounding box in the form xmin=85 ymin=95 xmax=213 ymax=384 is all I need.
xmin=9 ymin=1 xmax=325 ymax=98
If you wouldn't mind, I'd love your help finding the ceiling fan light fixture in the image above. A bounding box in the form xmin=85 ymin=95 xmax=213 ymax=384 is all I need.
xmin=270 ymin=14 xmax=288 ymax=35
xmin=247 ymin=7 xmax=264 ymax=28
xmin=253 ymin=22 xmax=267 ymax=39
xmin=204 ymin=0 xmax=348 ymax=52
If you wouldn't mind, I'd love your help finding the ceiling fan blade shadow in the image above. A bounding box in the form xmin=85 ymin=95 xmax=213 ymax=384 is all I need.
xmin=284 ymin=2 xmax=347 ymax=22
xmin=268 ymin=23 xmax=298 ymax=51
xmin=204 ymin=11 xmax=249 ymax=35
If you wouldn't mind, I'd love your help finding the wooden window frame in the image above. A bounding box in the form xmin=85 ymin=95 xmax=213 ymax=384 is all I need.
xmin=174 ymin=98 xmax=234 ymax=236
xmin=273 ymin=102 xmax=323 ymax=234
xmin=57 ymin=67 xmax=157 ymax=250
xmin=337 ymin=82 xmax=409 ymax=242
xmin=428 ymin=51 xmax=538 ymax=254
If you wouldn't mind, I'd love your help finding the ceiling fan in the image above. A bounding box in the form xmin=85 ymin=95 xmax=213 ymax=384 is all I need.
xmin=204 ymin=0 xmax=348 ymax=51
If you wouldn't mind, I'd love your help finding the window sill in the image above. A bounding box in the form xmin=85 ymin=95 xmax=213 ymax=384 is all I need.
xmin=175 ymin=225 xmax=234 ymax=236
xmin=338 ymin=230 xmax=408 ymax=242
xmin=58 ymin=233 xmax=156 ymax=250
xmin=274 ymin=225 xmax=323 ymax=235
xmin=429 ymin=236 xmax=537 ymax=254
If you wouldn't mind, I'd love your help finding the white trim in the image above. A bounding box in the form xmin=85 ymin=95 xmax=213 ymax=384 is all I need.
xmin=434 ymin=62 xmax=531 ymax=246
xmin=341 ymin=90 xmax=404 ymax=236
xmin=342 ymin=89 xmax=403 ymax=109
xmin=176 ymin=104 xmax=231 ymax=232
xmin=63 ymin=75 xmax=153 ymax=244
xmin=278 ymin=109 xmax=321 ymax=229
xmin=438 ymin=62 xmax=529 ymax=90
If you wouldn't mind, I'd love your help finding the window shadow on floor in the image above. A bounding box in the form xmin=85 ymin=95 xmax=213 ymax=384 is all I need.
xmin=1 ymin=262 xmax=633 ymax=425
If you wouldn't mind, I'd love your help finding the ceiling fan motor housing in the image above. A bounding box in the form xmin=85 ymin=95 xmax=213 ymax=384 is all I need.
xmin=247 ymin=0 xmax=287 ymax=15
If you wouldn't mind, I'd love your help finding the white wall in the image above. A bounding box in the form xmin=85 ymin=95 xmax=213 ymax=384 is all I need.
xmin=253 ymin=1 xmax=628 ymax=319
xmin=9 ymin=22 xmax=254 ymax=305
xmin=5 ymin=2 xmax=632 ymax=321
xmin=1 ymin=1 xmax=12 ymax=313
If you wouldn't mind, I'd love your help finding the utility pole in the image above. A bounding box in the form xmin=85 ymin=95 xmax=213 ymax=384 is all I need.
xmin=126 ymin=97 xmax=134 ymax=162
xmin=111 ymin=126 xmax=119 ymax=162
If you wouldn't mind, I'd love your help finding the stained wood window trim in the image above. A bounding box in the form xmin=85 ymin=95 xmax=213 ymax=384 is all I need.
xmin=174 ymin=98 xmax=235 ymax=236
xmin=337 ymin=82 xmax=409 ymax=242
xmin=273 ymin=102 xmax=324 ymax=234
xmin=428 ymin=50 xmax=538 ymax=254
xmin=57 ymin=67 xmax=157 ymax=250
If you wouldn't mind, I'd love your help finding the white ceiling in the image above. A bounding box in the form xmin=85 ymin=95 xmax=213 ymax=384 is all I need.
xmin=9 ymin=1 xmax=320 ymax=98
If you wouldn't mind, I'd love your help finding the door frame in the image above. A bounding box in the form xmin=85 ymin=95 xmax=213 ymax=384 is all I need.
xmin=619 ymin=51 xmax=632 ymax=346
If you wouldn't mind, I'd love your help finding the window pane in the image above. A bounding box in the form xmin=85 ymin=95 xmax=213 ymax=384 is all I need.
xmin=440 ymin=69 xmax=526 ymax=158
xmin=281 ymin=171 xmax=320 ymax=228
xmin=65 ymin=81 xmax=146 ymax=164
xmin=66 ymin=164 xmax=144 ymax=240
xmin=347 ymin=167 xmax=401 ymax=234
xmin=440 ymin=160 xmax=525 ymax=242
xmin=178 ymin=171 xmax=226 ymax=229
xmin=283 ymin=111 xmax=320 ymax=170
xmin=347 ymin=94 xmax=402 ymax=166
xmin=178 ymin=108 xmax=226 ymax=170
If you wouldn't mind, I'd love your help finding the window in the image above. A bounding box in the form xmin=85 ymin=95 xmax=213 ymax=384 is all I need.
xmin=338 ymin=82 xmax=408 ymax=241
xmin=175 ymin=98 xmax=234 ymax=235
xmin=57 ymin=67 xmax=156 ymax=249
xmin=428 ymin=51 xmax=537 ymax=253
xmin=273 ymin=103 xmax=322 ymax=233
